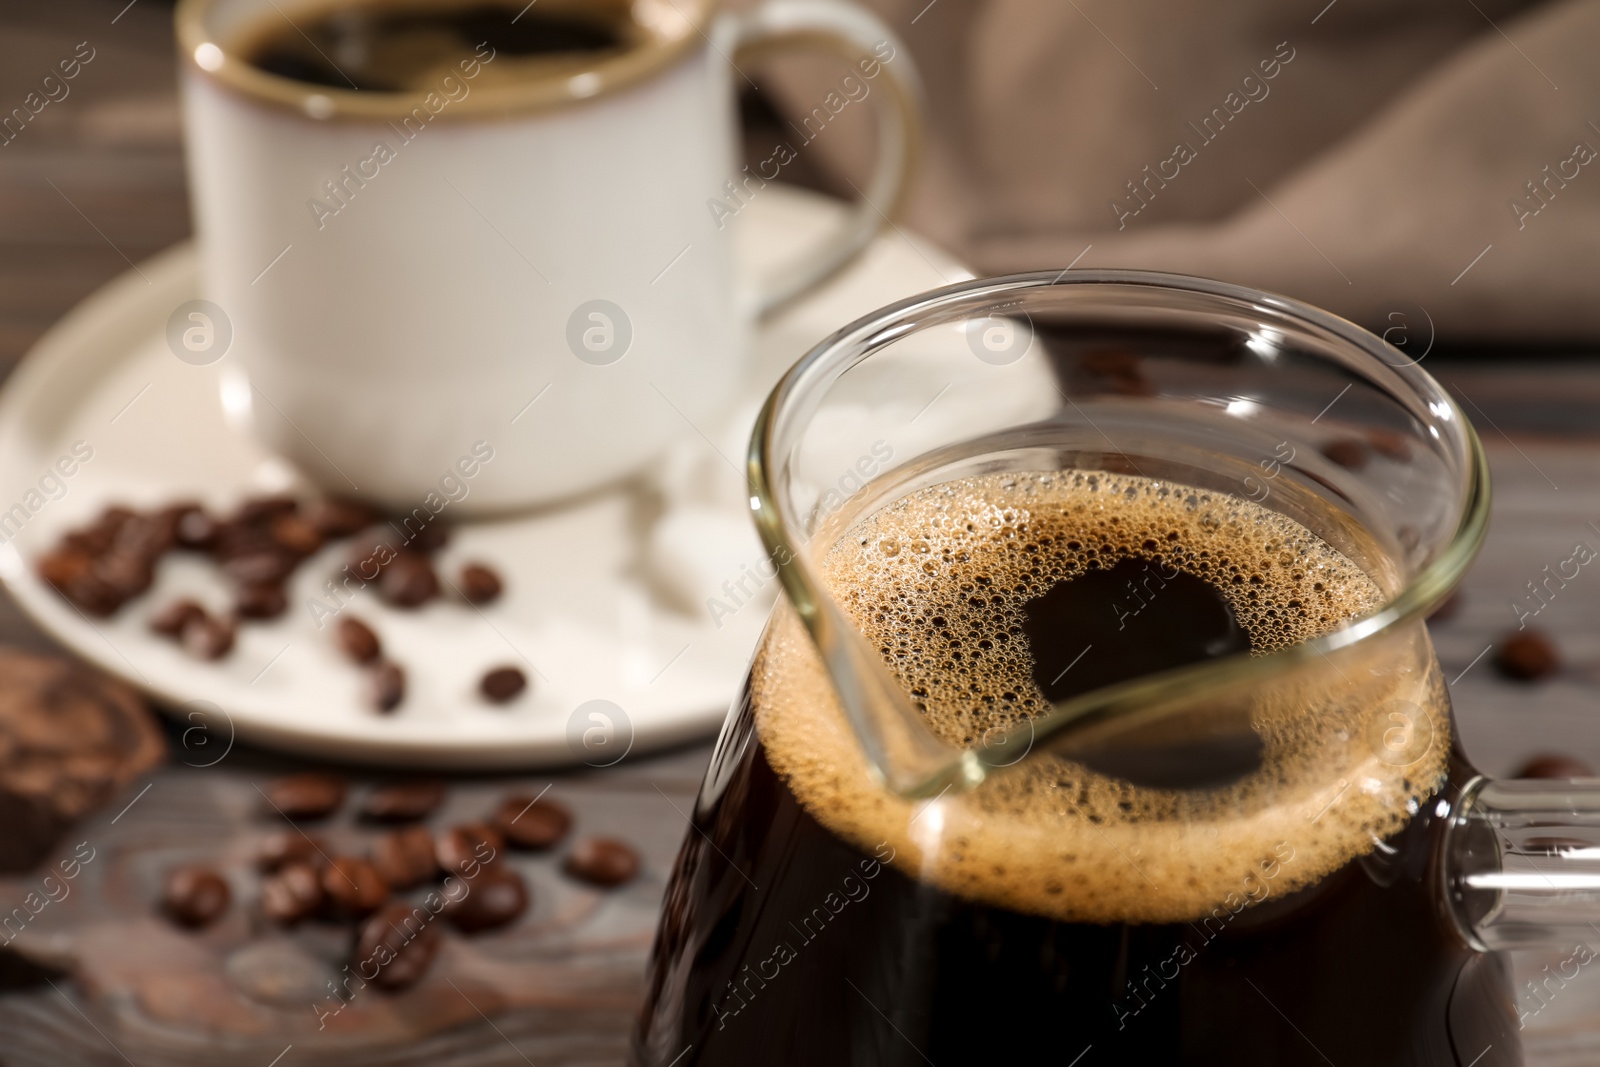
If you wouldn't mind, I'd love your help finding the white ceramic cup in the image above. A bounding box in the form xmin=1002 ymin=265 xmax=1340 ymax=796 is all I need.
xmin=176 ymin=0 xmax=921 ymax=513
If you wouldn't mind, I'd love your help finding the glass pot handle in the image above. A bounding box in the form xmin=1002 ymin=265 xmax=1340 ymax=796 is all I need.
xmin=1444 ymin=775 xmax=1600 ymax=951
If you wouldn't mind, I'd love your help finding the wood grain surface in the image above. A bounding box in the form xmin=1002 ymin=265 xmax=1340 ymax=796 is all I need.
xmin=3 ymin=2 xmax=1600 ymax=1064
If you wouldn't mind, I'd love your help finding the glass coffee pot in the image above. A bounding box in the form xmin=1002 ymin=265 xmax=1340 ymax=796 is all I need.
xmin=635 ymin=271 xmax=1600 ymax=1066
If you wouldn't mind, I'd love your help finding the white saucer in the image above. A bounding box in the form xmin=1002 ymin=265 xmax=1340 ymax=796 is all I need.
xmin=0 ymin=186 xmax=968 ymax=769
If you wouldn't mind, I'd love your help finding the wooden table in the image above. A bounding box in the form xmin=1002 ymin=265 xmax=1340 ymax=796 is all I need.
xmin=4 ymin=2 xmax=1600 ymax=1064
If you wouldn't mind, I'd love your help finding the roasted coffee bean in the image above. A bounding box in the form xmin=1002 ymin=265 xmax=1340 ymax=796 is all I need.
xmin=1320 ymin=439 xmax=1369 ymax=471
xmin=236 ymin=583 xmax=288 ymax=620
xmin=479 ymin=666 xmax=526 ymax=704
xmin=170 ymin=504 xmax=219 ymax=551
xmin=377 ymin=553 xmax=439 ymax=608
xmin=355 ymin=901 xmax=441 ymax=990
xmin=494 ymin=794 xmax=571 ymax=850
xmin=236 ymin=495 xmax=299 ymax=524
xmin=256 ymin=830 xmax=328 ymax=872
xmin=1366 ymin=430 xmax=1412 ymax=462
xmin=361 ymin=779 xmax=444 ymax=823
xmin=261 ymin=860 xmax=324 ymax=924
xmin=369 ymin=661 xmax=406 ymax=712
xmin=336 ymin=616 xmax=381 ymax=664
xmin=150 ymin=598 xmax=206 ymax=637
xmin=405 ymin=521 xmax=449 ymax=554
xmin=563 ymin=837 xmax=640 ymax=887
xmin=305 ymin=497 xmax=378 ymax=538
xmin=223 ymin=549 xmax=298 ymax=587
xmin=1514 ymin=753 xmax=1595 ymax=779
xmin=270 ymin=513 xmax=324 ymax=556
xmin=372 ymin=826 xmax=439 ymax=889
xmin=113 ymin=512 xmax=175 ymax=562
xmin=181 ymin=612 xmax=236 ymax=660
xmin=346 ymin=533 xmax=398 ymax=580
xmin=163 ymin=865 xmax=231 ymax=928
xmin=320 ymin=855 xmax=389 ymax=919
xmin=458 ymin=562 xmax=503 ymax=605
xmin=63 ymin=506 xmax=133 ymax=555
xmin=262 ymin=773 xmax=347 ymax=820
xmin=211 ymin=520 xmax=277 ymax=561
xmin=443 ymin=865 xmax=528 ymax=933
xmin=95 ymin=552 xmax=153 ymax=600
xmin=1495 ymin=630 xmax=1560 ymax=682
xmin=37 ymin=547 xmax=95 ymax=592
xmin=436 ymin=822 xmax=504 ymax=876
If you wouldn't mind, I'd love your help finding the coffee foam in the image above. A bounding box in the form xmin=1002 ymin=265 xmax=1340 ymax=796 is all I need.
xmin=753 ymin=471 xmax=1449 ymax=924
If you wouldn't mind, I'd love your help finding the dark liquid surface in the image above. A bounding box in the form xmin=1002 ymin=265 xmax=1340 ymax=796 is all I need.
xmin=238 ymin=1 xmax=628 ymax=91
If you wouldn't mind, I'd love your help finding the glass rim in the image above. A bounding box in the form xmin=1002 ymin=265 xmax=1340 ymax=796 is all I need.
xmin=748 ymin=268 xmax=1491 ymax=795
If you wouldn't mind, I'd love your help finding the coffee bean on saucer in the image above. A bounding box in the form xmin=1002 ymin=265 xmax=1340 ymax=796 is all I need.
xmin=479 ymin=667 xmax=526 ymax=704
xmin=459 ymin=563 xmax=503 ymax=605
xmin=181 ymin=612 xmax=235 ymax=660
xmin=355 ymin=901 xmax=441 ymax=990
xmin=305 ymin=497 xmax=379 ymax=538
xmin=270 ymin=513 xmax=324 ymax=556
xmin=236 ymin=583 xmax=288 ymax=620
xmin=377 ymin=553 xmax=439 ymax=608
xmin=150 ymin=598 xmax=206 ymax=637
xmin=257 ymin=830 xmax=328 ymax=872
xmin=262 ymin=773 xmax=347 ymax=820
xmin=436 ymin=822 xmax=504 ymax=876
xmin=261 ymin=860 xmax=324 ymax=924
xmin=236 ymin=495 xmax=299 ymax=524
xmin=443 ymin=865 xmax=528 ymax=933
xmin=494 ymin=794 xmax=571 ymax=850
xmin=346 ymin=532 xmax=398 ymax=578
xmin=405 ymin=521 xmax=449 ymax=554
xmin=369 ymin=661 xmax=406 ymax=713
xmin=1514 ymin=753 xmax=1595 ymax=779
xmin=169 ymin=504 xmax=219 ymax=551
xmin=321 ymin=855 xmax=389 ymax=920
xmin=372 ymin=826 xmax=439 ymax=890
xmin=1495 ymin=629 xmax=1560 ymax=682
xmin=224 ymin=549 xmax=297 ymax=587
xmin=96 ymin=551 xmax=153 ymax=601
xmin=564 ymin=838 xmax=639 ymax=887
xmin=336 ymin=616 xmax=381 ymax=664
xmin=163 ymin=865 xmax=230 ymax=928
xmin=63 ymin=506 xmax=133 ymax=556
xmin=361 ymin=779 xmax=445 ymax=823
xmin=113 ymin=512 xmax=176 ymax=562
xmin=1321 ymin=439 xmax=1369 ymax=471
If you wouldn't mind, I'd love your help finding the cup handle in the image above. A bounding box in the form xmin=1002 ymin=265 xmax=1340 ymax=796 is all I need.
xmin=724 ymin=0 xmax=924 ymax=317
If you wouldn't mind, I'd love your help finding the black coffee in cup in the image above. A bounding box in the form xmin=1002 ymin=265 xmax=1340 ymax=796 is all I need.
xmin=235 ymin=0 xmax=636 ymax=92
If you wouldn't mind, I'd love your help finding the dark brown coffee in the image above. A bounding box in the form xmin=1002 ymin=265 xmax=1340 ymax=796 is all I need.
xmin=635 ymin=471 xmax=1521 ymax=1065
xmin=236 ymin=0 xmax=635 ymax=92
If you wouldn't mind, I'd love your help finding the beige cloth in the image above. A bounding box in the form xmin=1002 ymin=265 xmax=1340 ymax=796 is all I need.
xmin=763 ymin=0 xmax=1600 ymax=341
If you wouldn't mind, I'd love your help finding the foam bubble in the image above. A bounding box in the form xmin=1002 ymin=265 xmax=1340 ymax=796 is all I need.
xmin=754 ymin=471 xmax=1449 ymax=924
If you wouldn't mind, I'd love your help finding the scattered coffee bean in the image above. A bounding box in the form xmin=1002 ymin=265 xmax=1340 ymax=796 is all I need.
xmin=563 ymin=837 xmax=640 ymax=888
xmin=443 ymin=865 xmax=528 ymax=933
xmin=459 ymin=563 xmax=503 ymax=605
xmin=149 ymin=598 xmax=206 ymax=637
xmin=1320 ymin=439 xmax=1369 ymax=471
xmin=1495 ymin=630 xmax=1560 ymax=682
xmin=494 ymin=794 xmax=571 ymax=850
xmin=63 ymin=506 xmax=132 ymax=556
xmin=305 ymin=497 xmax=378 ymax=538
xmin=480 ymin=666 xmax=526 ymax=704
xmin=181 ymin=612 xmax=236 ymax=660
xmin=223 ymin=549 xmax=297 ymax=587
xmin=361 ymin=779 xmax=445 ymax=823
xmin=236 ymin=495 xmax=298 ymax=524
xmin=336 ymin=616 xmax=381 ymax=664
xmin=261 ymin=860 xmax=324 ymax=924
xmin=163 ymin=865 xmax=231 ymax=928
xmin=370 ymin=661 xmax=406 ymax=713
xmin=377 ymin=552 xmax=439 ymax=608
xmin=1366 ymin=430 xmax=1412 ymax=462
xmin=346 ymin=532 xmax=399 ymax=578
xmin=96 ymin=551 xmax=154 ymax=601
xmin=235 ymin=583 xmax=288 ymax=620
xmin=170 ymin=504 xmax=219 ymax=551
xmin=262 ymin=773 xmax=347 ymax=820
xmin=372 ymin=826 xmax=439 ymax=890
xmin=436 ymin=822 xmax=505 ymax=876
xmin=320 ymin=855 xmax=389 ymax=919
xmin=405 ymin=521 xmax=449 ymax=554
xmin=355 ymin=901 xmax=441 ymax=990
xmin=270 ymin=513 xmax=324 ymax=557
xmin=114 ymin=512 xmax=175 ymax=562
xmin=1514 ymin=753 xmax=1595 ymax=779
xmin=256 ymin=831 xmax=328 ymax=872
